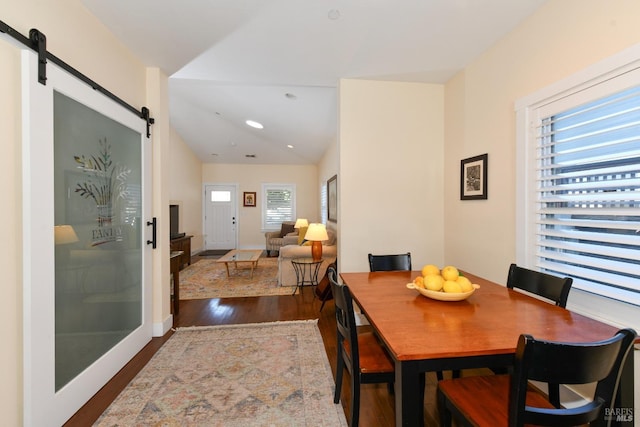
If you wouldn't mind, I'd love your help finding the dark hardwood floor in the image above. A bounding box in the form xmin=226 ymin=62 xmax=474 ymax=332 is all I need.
xmin=64 ymin=256 xmax=444 ymax=426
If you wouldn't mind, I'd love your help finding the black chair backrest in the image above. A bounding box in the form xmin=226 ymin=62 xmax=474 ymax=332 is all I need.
xmin=507 ymin=263 xmax=572 ymax=307
xmin=328 ymin=266 xmax=359 ymax=376
xmin=510 ymin=328 xmax=637 ymax=427
xmin=368 ymin=252 xmax=412 ymax=272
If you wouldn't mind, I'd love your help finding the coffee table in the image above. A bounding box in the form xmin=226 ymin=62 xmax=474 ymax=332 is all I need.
xmin=216 ymin=249 xmax=263 ymax=279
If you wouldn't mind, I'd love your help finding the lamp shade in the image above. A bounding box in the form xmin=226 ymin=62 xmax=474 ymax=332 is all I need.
xmin=304 ymin=223 xmax=328 ymax=261
xmin=304 ymin=223 xmax=328 ymax=241
xmin=294 ymin=218 xmax=309 ymax=229
xmin=54 ymin=225 xmax=79 ymax=245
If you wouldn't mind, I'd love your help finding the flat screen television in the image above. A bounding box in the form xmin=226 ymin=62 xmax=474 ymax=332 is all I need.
xmin=169 ymin=204 xmax=184 ymax=239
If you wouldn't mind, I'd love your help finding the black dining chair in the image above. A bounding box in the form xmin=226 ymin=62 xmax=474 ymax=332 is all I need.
xmin=328 ymin=266 xmax=402 ymax=427
xmin=368 ymin=252 xmax=412 ymax=272
xmin=501 ymin=263 xmax=574 ymax=406
xmin=507 ymin=263 xmax=573 ymax=308
xmin=438 ymin=328 xmax=637 ymax=427
xmin=367 ymin=252 xmax=450 ymax=381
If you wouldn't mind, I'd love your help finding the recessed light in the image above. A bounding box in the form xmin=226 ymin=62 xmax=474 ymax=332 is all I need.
xmin=287 ymin=145 xmax=294 ymax=149
xmin=328 ymin=9 xmax=340 ymax=20
xmin=246 ymin=120 xmax=264 ymax=129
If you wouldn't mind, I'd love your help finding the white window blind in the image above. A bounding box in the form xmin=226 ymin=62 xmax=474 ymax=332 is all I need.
xmin=533 ymin=83 xmax=640 ymax=304
xmin=262 ymin=184 xmax=296 ymax=229
xmin=320 ymin=182 xmax=327 ymax=224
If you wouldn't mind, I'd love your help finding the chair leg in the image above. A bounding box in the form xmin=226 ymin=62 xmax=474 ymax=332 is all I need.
xmin=351 ymin=375 xmax=361 ymax=427
xmin=334 ymin=354 xmax=344 ymax=404
xmin=319 ymin=296 xmax=329 ymax=312
xmin=420 ymin=372 xmax=426 ymax=411
xmin=437 ymin=388 xmax=453 ymax=427
xmin=548 ymin=383 xmax=561 ymax=408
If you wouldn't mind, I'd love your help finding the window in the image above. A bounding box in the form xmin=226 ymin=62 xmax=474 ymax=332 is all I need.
xmin=517 ymin=52 xmax=640 ymax=308
xmin=210 ymin=190 xmax=230 ymax=202
xmin=320 ymin=181 xmax=328 ymax=224
xmin=262 ymin=183 xmax=296 ymax=229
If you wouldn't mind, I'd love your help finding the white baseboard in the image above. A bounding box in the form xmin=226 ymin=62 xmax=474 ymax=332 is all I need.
xmin=153 ymin=314 xmax=173 ymax=337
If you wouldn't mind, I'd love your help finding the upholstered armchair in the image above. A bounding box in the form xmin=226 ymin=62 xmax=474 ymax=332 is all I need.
xmin=264 ymin=221 xmax=298 ymax=256
xmin=277 ymin=228 xmax=337 ymax=287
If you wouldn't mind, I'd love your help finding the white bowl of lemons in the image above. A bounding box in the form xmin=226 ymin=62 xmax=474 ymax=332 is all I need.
xmin=406 ymin=264 xmax=480 ymax=301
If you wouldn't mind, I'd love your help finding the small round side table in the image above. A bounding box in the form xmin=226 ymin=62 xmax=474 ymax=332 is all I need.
xmin=291 ymin=257 xmax=323 ymax=295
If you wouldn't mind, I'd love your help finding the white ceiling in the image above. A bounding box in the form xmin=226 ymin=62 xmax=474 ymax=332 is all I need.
xmin=82 ymin=0 xmax=546 ymax=164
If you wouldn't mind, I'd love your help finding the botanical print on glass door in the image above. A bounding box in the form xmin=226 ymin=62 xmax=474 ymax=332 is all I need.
xmin=53 ymin=91 xmax=142 ymax=391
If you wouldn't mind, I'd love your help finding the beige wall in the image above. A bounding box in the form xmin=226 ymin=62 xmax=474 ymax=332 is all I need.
xmin=2 ymin=1 xmax=146 ymax=112
xmin=146 ymin=68 xmax=173 ymax=334
xmin=442 ymin=0 xmax=640 ymax=408
xmin=443 ymin=0 xmax=640 ymax=283
xmin=202 ymin=163 xmax=319 ymax=249
xmin=317 ymin=136 xmax=338 ymax=234
xmin=338 ymin=79 xmax=445 ymax=272
xmin=1 ymin=0 xmax=170 ymax=424
xmin=4 ymin=0 xmax=640 ymax=424
xmin=168 ymin=134 xmax=326 ymax=254
xmin=169 ymin=128 xmax=204 ymax=252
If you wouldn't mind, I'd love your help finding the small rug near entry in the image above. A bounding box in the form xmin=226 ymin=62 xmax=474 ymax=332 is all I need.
xmin=179 ymin=256 xmax=296 ymax=299
xmin=94 ymin=320 xmax=348 ymax=426
xmin=197 ymin=249 xmax=233 ymax=257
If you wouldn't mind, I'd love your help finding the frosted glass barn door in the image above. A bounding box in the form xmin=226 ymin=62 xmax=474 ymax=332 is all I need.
xmin=22 ymin=51 xmax=152 ymax=426
xmin=53 ymin=91 xmax=144 ymax=389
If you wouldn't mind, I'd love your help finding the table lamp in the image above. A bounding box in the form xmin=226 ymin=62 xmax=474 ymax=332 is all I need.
xmin=304 ymin=223 xmax=328 ymax=261
xmin=294 ymin=218 xmax=309 ymax=245
xmin=54 ymin=225 xmax=79 ymax=245
xmin=54 ymin=225 xmax=79 ymax=267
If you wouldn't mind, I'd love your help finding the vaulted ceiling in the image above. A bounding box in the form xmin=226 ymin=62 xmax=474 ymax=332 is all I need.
xmin=83 ymin=0 xmax=546 ymax=164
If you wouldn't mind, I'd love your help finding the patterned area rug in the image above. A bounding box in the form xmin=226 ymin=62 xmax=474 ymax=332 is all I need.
xmin=94 ymin=320 xmax=347 ymax=426
xmin=179 ymin=257 xmax=295 ymax=299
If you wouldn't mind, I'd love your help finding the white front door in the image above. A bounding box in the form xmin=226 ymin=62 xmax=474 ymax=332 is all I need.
xmin=204 ymin=184 xmax=237 ymax=250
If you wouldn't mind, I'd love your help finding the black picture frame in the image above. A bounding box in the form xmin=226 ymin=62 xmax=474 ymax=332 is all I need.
xmin=460 ymin=154 xmax=488 ymax=200
xmin=327 ymin=174 xmax=337 ymax=222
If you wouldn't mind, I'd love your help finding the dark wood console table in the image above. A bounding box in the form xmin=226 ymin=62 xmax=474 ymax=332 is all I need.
xmin=170 ymin=251 xmax=183 ymax=314
xmin=170 ymin=235 xmax=193 ymax=269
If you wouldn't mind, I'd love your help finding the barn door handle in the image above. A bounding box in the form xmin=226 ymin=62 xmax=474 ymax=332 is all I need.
xmin=146 ymin=217 xmax=157 ymax=249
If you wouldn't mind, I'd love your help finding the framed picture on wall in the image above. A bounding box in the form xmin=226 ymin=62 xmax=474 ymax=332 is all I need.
xmin=243 ymin=192 xmax=256 ymax=207
xmin=460 ymin=154 xmax=488 ymax=200
xmin=327 ymin=174 xmax=337 ymax=222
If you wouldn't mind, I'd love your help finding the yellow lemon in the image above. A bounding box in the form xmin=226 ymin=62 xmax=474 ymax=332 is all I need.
xmin=413 ymin=276 xmax=425 ymax=288
xmin=456 ymin=275 xmax=473 ymax=292
xmin=443 ymin=280 xmax=463 ymax=293
xmin=424 ymin=274 xmax=444 ymax=292
xmin=441 ymin=265 xmax=460 ymax=281
xmin=421 ymin=264 xmax=440 ymax=277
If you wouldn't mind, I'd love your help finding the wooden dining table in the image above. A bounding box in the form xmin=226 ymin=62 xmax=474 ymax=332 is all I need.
xmin=340 ymin=270 xmax=632 ymax=427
